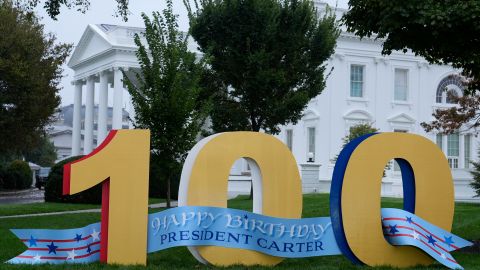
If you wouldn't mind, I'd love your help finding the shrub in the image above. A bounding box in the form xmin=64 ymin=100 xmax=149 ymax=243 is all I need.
xmin=470 ymin=149 xmax=480 ymax=197
xmin=2 ymin=160 xmax=32 ymax=190
xmin=45 ymin=155 xmax=102 ymax=204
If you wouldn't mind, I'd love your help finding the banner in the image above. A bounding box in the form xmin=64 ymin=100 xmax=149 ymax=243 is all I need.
xmin=8 ymin=206 xmax=471 ymax=269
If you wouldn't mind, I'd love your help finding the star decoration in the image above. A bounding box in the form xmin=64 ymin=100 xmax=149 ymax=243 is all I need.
xmin=389 ymin=224 xmax=399 ymax=234
xmin=86 ymin=244 xmax=92 ymax=254
xmin=411 ymin=230 xmax=420 ymax=240
xmin=244 ymin=214 xmax=248 ymax=220
xmin=427 ymin=235 xmax=437 ymax=246
xmin=67 ymin=249 xmax=77 ymax=261
xmin=47 ymin=242 xmax=59 ymax=254
xmin=91 ymin=229 xmax=100 ymax=241
xmin=441 ymin=253 xmax=447 ymax=260
xmin=33 ymin=254 xmax=41 ymax=262
xmin=444 ymin=236 xmax=455 ymax=247
xmin=28 ymin=236 xmax=37 ymax=247
xmin=406 ymin=216 xmax=413 ymax=224
xmin=74 ymin=234 xmax=82 ymax=242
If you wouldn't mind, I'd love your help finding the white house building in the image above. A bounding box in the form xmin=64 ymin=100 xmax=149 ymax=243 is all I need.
xmin=66 ymin=3 xmax=479 ymax=201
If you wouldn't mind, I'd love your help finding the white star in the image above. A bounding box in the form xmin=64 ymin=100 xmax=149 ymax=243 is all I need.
xmin=91 ymin=229 xmax=100 ymax=241
xmin=441 ymin=253 xmax=447 ymax=260
xmin=67 ymin=249 xmax=77 ymax=261
xmin=411 ymin=230 xmax=420 ymax=240
xmin=33 ymin=254 xmax=41 ymax=262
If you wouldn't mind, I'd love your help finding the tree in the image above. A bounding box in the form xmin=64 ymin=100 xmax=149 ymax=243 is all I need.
xmin=470 ymin=150 xmax=480 ymax=197
xmin=0 ymin=1 xmax=71 ymax=158
xmin=124 ymin=0 xmax=209 ymax=208
xmin=24 ymin=134 xmax=57 ymax=167
xmin=15 ymin=0 xmax=129 ymax=21
xmin=185 ymin=0 xmax=339 ymax=134
xmin=333 ymin=123 xmax=378 ymax=162
xmin=342 ymin=0 xmax=480 ymax=134
xmin=470 ymin=151 xmax=480 ymax=197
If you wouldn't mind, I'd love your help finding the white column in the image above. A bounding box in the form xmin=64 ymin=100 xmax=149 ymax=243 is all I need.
xmin=72 ymin=82 xmax=83 ymax=156
xmin=97 ymin=71 xmax=109 ymax=145
xmin=459 ymin=135 xmax=465 ymax=169
xmin=84 ymin=76 xmax=95 ymax=154
xmin=112 ymin=68 xmax=124 ymax=129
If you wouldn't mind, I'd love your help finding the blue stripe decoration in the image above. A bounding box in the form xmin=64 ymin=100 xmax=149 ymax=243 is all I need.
xmin=6 ymin=206 xmax=471 ymax=269
xmin=329 ymin=133 xmax=377 ymax=265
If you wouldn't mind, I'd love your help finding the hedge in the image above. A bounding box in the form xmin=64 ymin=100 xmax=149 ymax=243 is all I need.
xmin=44 ymin=156 xmax=102 ymax=204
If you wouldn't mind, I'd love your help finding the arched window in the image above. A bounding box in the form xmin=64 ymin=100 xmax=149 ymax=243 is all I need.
xmin=436 ymin=75 xmax=464 ymax=104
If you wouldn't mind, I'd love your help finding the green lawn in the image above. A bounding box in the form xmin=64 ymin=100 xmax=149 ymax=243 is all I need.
xmin=0 ymin=194 xmax=478 ymax=269
xmin=0 ymin=198 xmax=165 ymax=217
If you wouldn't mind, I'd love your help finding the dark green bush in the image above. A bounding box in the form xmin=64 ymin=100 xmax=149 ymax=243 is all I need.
xmin=45 ymin=155 xmax=102 ymax=204
xmin=2 ymin=160 xmax=32 ymax=190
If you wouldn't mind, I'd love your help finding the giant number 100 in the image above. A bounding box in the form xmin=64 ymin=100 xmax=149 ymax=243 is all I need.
xmin=63 ymin=130 xmax=454 ymax=267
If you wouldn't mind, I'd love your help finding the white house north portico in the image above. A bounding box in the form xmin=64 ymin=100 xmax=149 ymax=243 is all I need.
xmin=67 ymin=24 xmax=142 ymax=155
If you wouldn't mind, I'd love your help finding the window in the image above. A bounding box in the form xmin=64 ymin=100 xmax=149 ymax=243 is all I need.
xmin=447 ymin=133 xmax=459 ymax=169
xmin=307 ymin=127 xmax=316 ymax=161
xmin=394 ymin=69 xmax=408 ymax=101
xmin=465 ymin=134 xmax=471 ymax=169
xmin=286 ymin=129 xmax=293 ymax=151
xmin=446 ymin=88 xmax=459 ymax=104
xmin=350 ymin=65 xmax=364 ymax=97
xmin=436 ymin=75 xmax=464 ymax=104
xmin=436 ymin=134 xmax=443 ymax=150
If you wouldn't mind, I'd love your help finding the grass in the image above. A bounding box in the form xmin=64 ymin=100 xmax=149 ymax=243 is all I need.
xmin=0 ymin=194 xmax=478 ymax=269
xmin=0 ymin=198 xmax=165 ymax=217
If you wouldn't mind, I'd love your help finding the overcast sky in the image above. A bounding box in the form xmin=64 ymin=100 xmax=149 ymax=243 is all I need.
xmin=36 ymin=0 xmax=348 ymax=106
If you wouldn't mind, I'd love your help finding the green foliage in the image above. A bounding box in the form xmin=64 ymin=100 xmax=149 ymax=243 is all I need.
xmin=44 ymin=156 xmax=102 ymax=204
xmin=186 ymin=0 xmax=339 ymax=134
xmin=470 ymin=149 xmax=480 ymax=197
xmin=343 ymin=0 xmax=480 ymax=84
xmin=333 ymin=123 xmax=378 ymax=162
xmin=2 ymin=160 xmax=32 ymax=190
xmin=23 ymin=135 xmax=57 ymax=167
xmin=0 ymin=1 xmax=71 ymax=157
xmin=14 ymin=0 xmax=129 ymax=21
xmin=124 ymin=0 xmax=209 ymax=207
xmin=342 ymin=123 xmax=378 ymax=146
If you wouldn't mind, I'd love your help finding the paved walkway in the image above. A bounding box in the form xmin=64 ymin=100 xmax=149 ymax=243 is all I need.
xmin=0 ymin=188 xmax=44 ymax=204
xmin=0 ymin=201 xmax=178 ymax=219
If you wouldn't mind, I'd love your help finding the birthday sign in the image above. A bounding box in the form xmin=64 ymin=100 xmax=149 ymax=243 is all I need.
xmin=6 ymin=131 xmax=473 ymax=269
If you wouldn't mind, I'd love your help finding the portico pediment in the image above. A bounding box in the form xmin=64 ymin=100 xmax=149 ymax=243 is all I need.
xmin=387 ymin=113 xmax=416 ymax=124
xmin=343 ymin=109 xmax=373 ymax=121
xmin=68 ymin=25 xmax=113 ymax=68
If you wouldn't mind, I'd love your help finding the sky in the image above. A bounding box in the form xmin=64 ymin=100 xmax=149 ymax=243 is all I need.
xmin=36 ymin=0 xmax=348 ymax=106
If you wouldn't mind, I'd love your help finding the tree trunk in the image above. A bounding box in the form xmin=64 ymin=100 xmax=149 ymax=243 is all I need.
xmin=166 ymin=175 xmax=171 ymax=208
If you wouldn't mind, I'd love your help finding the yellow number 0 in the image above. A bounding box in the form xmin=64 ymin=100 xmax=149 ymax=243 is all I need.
xmin=178 ymin=132 xmax=303 ymax=266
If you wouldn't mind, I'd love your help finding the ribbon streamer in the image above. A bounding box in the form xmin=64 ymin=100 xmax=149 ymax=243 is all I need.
xmin=7 ymin=207 xmax=471 ymax=269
